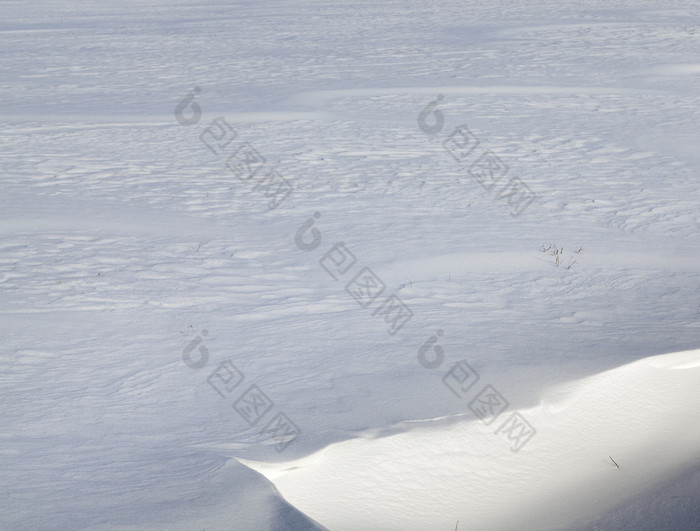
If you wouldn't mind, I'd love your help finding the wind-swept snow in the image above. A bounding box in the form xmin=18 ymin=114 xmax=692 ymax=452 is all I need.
xmin=2 ymin=0 xmax=700 ymax=529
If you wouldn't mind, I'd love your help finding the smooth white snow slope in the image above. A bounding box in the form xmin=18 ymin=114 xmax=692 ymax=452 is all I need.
xmin=2 ymin=0 xmax=700 ymax=529
xmin=241 ymin=349 xmax=700 ymax=530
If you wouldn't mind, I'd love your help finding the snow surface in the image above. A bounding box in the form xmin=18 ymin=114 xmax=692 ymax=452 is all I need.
xmin=2 ymin=0 xmax=699 ymax=529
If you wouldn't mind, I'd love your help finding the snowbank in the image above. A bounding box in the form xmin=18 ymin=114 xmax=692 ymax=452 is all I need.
xmin=240 ymin=350 xmax=700 ymax=530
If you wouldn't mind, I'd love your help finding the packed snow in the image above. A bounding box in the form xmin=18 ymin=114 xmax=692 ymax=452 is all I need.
xmin=1 ymin=1 xmax=699 ymax=529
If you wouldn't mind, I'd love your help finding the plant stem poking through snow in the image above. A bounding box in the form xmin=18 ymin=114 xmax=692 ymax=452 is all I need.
xmin=609 ymin=456 xmax=620 ymax=469
xmin=540 ymin=243 xmax=582 ymax=269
